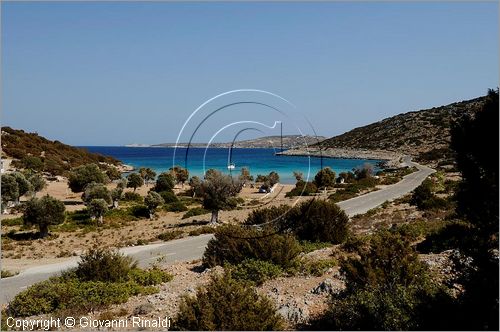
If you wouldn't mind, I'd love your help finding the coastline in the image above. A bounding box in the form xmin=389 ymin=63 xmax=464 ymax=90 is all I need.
xmin=277 ymin=148 xmax=403 ymax=168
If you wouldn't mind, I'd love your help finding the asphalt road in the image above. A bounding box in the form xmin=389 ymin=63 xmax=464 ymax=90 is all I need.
xmin=0 ymin=234 xmax=213 ymax=303
xmin=1 ymin=157 xmax=433 ymax=302
xmin=337 ymin=156 xmax=435 ymax=216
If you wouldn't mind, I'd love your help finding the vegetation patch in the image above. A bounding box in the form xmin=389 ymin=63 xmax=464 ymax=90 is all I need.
xmin=227 ymin=259 xmax=283 ymax=285
xmin=158 ymin=230 xmax=184 ymax=241
xmin=182 ymin=207 xmax=210 ymax=219
xmin=8 ymin=247 xmax=172 ymax=317
xmin=174 ymin=272 xmax=284 ymax=330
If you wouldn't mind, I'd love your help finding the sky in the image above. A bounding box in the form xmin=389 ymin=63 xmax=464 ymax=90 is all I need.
xmin=2 ymin=2 xmax=498 ymax=146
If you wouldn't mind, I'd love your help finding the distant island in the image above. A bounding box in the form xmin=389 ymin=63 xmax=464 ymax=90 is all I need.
xmin=126 ymin=135 xmax=326 ymax=149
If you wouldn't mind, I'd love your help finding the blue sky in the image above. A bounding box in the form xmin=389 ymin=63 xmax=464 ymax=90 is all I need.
xmin=2 ymin=2 xmax=498 ymax=146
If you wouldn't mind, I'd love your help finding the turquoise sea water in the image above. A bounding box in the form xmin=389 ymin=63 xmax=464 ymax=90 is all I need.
xmin=83 ymin=147 xmax=382 ymax=184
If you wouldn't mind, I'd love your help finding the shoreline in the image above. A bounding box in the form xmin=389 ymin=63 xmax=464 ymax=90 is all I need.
xmin=277 ymin=148 xmax=403 ymax=168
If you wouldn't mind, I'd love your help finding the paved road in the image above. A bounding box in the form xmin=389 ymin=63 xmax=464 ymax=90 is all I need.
xmin=337 ymin=156 xmax=435 ymax=216
xmin=1 ymin=157 xmax=433 ymax=302
xmin=0 ymin=234 xmax=213 ymax=302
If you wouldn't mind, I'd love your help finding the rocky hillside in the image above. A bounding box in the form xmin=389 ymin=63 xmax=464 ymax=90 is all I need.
xmin=317 ymin=95 xmax=487 ymax=162
xmin=1 ymin=127 xmax=121 ymax=175
xmin=155 ymin=135 xmax=326 ymax=149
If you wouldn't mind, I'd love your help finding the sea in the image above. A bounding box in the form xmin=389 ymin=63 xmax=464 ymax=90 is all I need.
xmin=83 ymin=147 xmax=382 ymax=184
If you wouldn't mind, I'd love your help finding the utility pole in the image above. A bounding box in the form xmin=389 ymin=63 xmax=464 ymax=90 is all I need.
xmin=280 ymin=121 xmax=283 ymax=153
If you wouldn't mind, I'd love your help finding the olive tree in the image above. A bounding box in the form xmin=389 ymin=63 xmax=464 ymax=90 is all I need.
xmin=197 ymin=169 xmax=242 ymax=224
xmin=111 ymin=187 xmax=123 ymax=208
xmin=82 ymin=182 xmax=112 ymax=205
xmin=1 ymin=174 xmax=19 ymax=211
xmin=153 ymin=172 xmax=175 ymax=192
xmin=139 ymin=167 xmax=157 ymax=186
xmin=293 ymin=171 xmax=303 ymax=182
xmin=68 ymin=164 xmax=108 ymax=192
xmin=188 ymin=176 xmax=202 ymax=198
xmin=238 ymin=167 xmax=253 ymax=186
xmin=170 ymin=165 xmax=189 ymax=187
xmin=88 ymin=198 xmax=108 ymax=225
xmin=268 ymin=171 xmax=280 ymax=186
xmin=127 ymin=173 xmax=144 ymax=192
xmin=314 ymin=167 xmax=336 ymax=190
xmin=12 ymin=172 xmax=32 ymax=203
xmin=23 ymin=195 xmax=65 ymax=238
xmin=27 ymin=173 xmax=47 ymax=198
xmin=144 ymin=191 xmax=164 ymax=220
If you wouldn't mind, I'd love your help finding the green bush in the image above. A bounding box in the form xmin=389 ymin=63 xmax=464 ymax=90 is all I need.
xmin=228 ymin=259 xmax=283 ymax=285
xmin=310 ymin=230 xmax=451 ymax=330
xmin=410 ymin=179 xmax=450 ymax=210
xmin=8 ymin=247 xmax=172 ymax=317
xmin=8 ymin=278 xmax=154 ymax=317
xmin=158 ymin=230 xmax=184 ymax=241
xmin=2 ymin=217 xmax=24 ymax=226
xmin=203 ymin=224 xmax=301 ymax=269
xmin=159 ymin=190 xmax=178 ymax=203
xmin=244 ymin=204 xmax=292 ymax=226
xmin=293 ymin=200 xmax=349 ymax=244
xmin=130 ymin=205 xmax=149 ymax=218
xmin=285 ymin=180 xmax=318 ymax=197
xmin=75 ymin=247 xmax=137 ymax=283
xmin=164 ymin=201 xmax=188 ymax=212
xmin=416 ymin=221 xmax=472 ymax=254
xmin=174 ymin=273 xmax=284 ymax=330
xmin=182 ymin=207 xmax=209 ymax=219
xmin=297 ymin=258 xmax=337 ymax=277
xmin=129 ymin=267 xmax=173 ymax=286
xmin=299 ymin=240 xmax=332 ymax=253
xmin=188 ymin=225 xmax=216 ymax=236
xmin=122 ymin=192 xmax=143 ymax=202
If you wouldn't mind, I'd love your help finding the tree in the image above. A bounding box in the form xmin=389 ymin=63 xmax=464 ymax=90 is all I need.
xmin=1 ymin=174 xmax=19 ymax=209
xmin=105 ymin=167 xmax=122 ymax=181
xmin=313 ymin=167 xmax=336 ymax=189
xmin=116 ymin=178 xmax=127 ymax=190
xmin=110 ymin=187 xmax=123 ymax=208
xmin=144 ymin=191 xmax=164 ymax=220
xmin=268 ymin=171 xmax=280 ymax=186
xmin=239 ymin=167 xmax=253 ymax=186
xmin=338 ymin=171 xmax=355 ymax=183
xmin=175 ymin=273 xmax=284 ymax=330
xmin=68 ymin=164 xmax=108 ymax=193
xmin=20 ymin=156 xmax=44 ymax=172
xmin=82 ymin=182 xmax=112 ymax=205
xmin=199 ymin=169 xmax=242 ymax=223
xmin=293 ymin=171 xmax=303 ymax=182
xmin=294 ymin=199 xmax=348 ymax=243
xmin=354 ymin=163 xmax=374 ymax=180
xmin=169 ymin=165 xmax=189 ymax=186
xmin=139 ymin=167 xmax=157 ymax=186
xmin=188 ymin=176 xmax=202 ymax=198
xmin=12 ymin=172 xmax=32 ymax=202
xmin=312 ymin=230 xmax=450 ymax=330
xmin=255 ymin=174 xmax=268 ymax=183
xmin=449 ymin=88 xmax=499 ymax=329
xmin=88 ymin=199 xmax=108 ymax=225
xmin=23 ymin=195 xmax=65 ymax=238
xmin=127 ymin=173 xmax=144 ymax=192
xmin=27 ymin=173 xmax=46 ymax=197
xmin=153 ymin=172 xmax=175 ymax=192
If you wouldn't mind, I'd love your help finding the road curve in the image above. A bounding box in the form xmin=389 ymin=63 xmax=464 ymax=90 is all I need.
xmin=1 ymin=157 xmax=433 ymax=302
xmin=337 ymin=156 xmax=435 ymax=216
xmin=0 ymin=234 xmax=213 ymax=302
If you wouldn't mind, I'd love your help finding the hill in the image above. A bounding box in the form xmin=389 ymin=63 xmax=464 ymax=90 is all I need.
xmin=153 ymin=135 xmax=326 ymax=149
xmin=1 ymin=127 xmax=121 ymax=175
xmin=316 ymin=95 xmax=487 ymax=163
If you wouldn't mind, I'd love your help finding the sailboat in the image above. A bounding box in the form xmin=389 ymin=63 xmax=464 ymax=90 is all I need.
xmin=227 ymin=163 xmax=236 ymax=170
